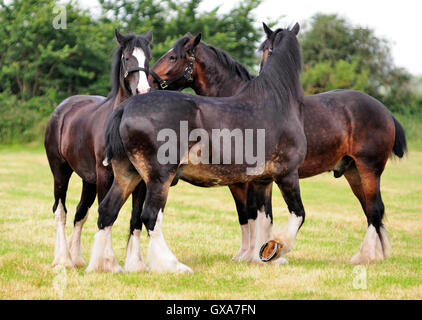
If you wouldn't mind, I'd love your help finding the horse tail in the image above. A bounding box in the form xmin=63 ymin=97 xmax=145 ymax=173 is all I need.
xmin=103 ymin=107 xmax=126 ymax=166
xmin=391 ymin=115 xmax=408 ymax=159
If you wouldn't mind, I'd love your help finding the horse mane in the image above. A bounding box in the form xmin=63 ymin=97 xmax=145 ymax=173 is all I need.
xmin=173 ymin=36 xmax=254 ymax=81
xmin=103 ymin=34 xmax=152 ymax=105
xmin=252 ymin=26 xmax=304 ymax=107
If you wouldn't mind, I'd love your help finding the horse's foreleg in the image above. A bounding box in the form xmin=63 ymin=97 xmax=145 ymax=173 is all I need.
xmin=141 ymin=179 xmax=192 ymax=274
xmin=68 ymin=180 xmax=96 ymax=267
xmin=228 ymin=184 xmax=249 ymax=261
xmin=51 ymin=162 xmax=74 ymax=269
xmin=124 ymin=181 xmax=148 ymax=272
xmin=241 ymin=183 xmax=273 ymax=264
xmin=269 ymin=172 xmax=305 ymax=262
xmin=86 ymin=159 xmax=141 ymax=273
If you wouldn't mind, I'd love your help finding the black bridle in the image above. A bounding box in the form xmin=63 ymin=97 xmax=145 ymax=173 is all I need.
xmin=121 ymin=55 xmax=149 ymax=93
xmin=149 ymin=50 xmax=196 ymax=90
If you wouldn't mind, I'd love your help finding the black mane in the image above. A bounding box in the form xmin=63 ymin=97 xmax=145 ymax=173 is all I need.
xmin=252 ymin=26 xmax=304 ymax=107
xmin=105 ymin=34 xmax=152 ymax=104
xmin=173 ymin=36 xmax=254 ymax=81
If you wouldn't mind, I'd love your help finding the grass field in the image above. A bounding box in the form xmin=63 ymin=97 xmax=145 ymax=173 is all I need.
xmin=0 ymin=145 xmax=421 ymax=300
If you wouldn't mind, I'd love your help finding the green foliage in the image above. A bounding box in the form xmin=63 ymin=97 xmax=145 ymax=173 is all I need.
xmin=99 ymin=0 xmax=264 ymax=68
xmin=0 ymin=2 xmax=421 ymax=145
xmin=302 ymin=60 xmax=370 ymax=94
xmin=0 ymin=0 xmax=115 ymax=99
xmin=300 ymin=13 xmax=422 ymax=115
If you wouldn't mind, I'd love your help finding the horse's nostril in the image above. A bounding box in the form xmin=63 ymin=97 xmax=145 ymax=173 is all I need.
xmin=136 ymin=88 xmax=140 ymax=95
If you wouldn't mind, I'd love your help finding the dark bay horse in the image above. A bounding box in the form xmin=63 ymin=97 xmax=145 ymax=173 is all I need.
xmin=44 ymin=30 xmax=152 ymax=271
xmin=148 ymin=24 xmax=407 ymax=265
xmin=87 ymin=23 xmax=307 ymax=273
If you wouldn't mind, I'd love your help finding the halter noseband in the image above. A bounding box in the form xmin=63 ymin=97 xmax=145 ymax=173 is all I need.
xmin=149 ymin=49 xmax=196 ymax=90
xmin=121 ymin=55 xmax=149 ymax=92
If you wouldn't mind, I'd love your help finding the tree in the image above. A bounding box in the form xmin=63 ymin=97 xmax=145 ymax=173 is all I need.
xmin=299 ymin=13 xmax=414 ymax=112
xmin=0 ymin=0 xmax=117 ymax=100
xmin=98 ymin=0 xmax=264 ymax=69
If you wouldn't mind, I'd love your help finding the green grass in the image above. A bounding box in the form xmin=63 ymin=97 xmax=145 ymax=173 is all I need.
xmin=0 ymin=146 xmax=421 ymax=300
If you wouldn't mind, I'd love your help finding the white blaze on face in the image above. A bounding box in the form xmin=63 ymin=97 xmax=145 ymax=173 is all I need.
xmin=132 ymin=47 xmax=150 ymax=94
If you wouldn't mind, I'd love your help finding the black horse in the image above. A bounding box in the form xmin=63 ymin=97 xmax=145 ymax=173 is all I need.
xmin=86 ymin=23 xmax=307 ymax=273
xmin=148 ymin=25 xmax=407 ymax=265
xmin=44 ymin=30 xmax=152 ymax=271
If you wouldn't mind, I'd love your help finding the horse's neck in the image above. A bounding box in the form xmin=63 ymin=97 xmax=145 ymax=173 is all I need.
xmin=194 ymin=55 xmax=252 ymax=97
xmin=112 ymin=87 xmax=130 ymax=109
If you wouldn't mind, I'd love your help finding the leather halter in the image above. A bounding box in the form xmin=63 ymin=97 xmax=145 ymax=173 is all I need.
xmin=149 ymin=49 xmax=196 ymax=90
xmin=121 ymin=55 xmax=149 ymax=93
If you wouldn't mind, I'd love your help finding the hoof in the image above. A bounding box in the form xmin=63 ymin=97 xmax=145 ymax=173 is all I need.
xmin=86 ymin=257 xmax=124 ymax=273
xmin=232 ymin=249 xmax=248 ymax=262
xmin=68 ymin=241 xmax=86 ymax=268
xmin=259 ymin=240 xmax=283 ymax=262
xmin=52 ymin=256 xmax=75 ymax=269
xmin=124 ymin=258 xmax=148 ymax=273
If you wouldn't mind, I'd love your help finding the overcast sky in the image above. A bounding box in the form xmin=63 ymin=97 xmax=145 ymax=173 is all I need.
xmin=81 ymin=0 xmax=422 ymax=75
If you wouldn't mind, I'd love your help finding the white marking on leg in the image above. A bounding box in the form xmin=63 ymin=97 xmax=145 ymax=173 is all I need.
xmin=132 ymin=47 xmax=150 ymax=94
xmin=241 ymin=219 xmax=257 ymax=262
xmin=380 ymin=226 xmax=391 ymax=259
xmin=146 ymin=210 xmax=192 ymax=273
xmin=273 ymin=213 xmax=303 ymax=257
xmin=52 ymin=200 xmax=74 ymax=268
xmin=232 ymin=224 xmax=250 ymax=261
xmin=86 ymin=226 xmax=123 ymax=273
xmin=350 ymin=224 xmax=384 ymax=265
xmin=254 ymin=209 xmax=272 ymax=255
xmin=67 ymin=210 xmax=89 ymax=267
xmin=124 ymin=229 xmax=148 ymax=272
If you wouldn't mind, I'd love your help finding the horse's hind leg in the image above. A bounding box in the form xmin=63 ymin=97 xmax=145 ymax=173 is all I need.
xmin=86 ymin=159 xmax=141 ymax=273
xmin=348 ymin=161 xmax=390 ymax=265
xmin=67 ymin=180 xmax=96 ymax=267
xmin=124 ymin=181 xmax=148 ymax=272
xmin=50 ymin=161 xmax=74 ymax=268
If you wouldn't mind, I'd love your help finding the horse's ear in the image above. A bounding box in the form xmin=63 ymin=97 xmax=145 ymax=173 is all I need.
xmin=115 ymin=28 xmax=125 ymax=45
xmin=184 ymin=32 xmax=194 ymax=38
xmin=193 ymin=33 xmax=202 ymax=48
xmin=263 ymin=22 xmax=273 ymax=38
xmin=291 ymin=22 xmax=300 ymax=36
xmin=143 ymin=30 xmax=153 ymax=44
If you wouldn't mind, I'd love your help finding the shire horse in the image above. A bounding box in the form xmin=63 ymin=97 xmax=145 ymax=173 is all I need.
xmin=148 ymin=24 xmax=407 ymax=265
xmin=44 ymin=30 xmax=152 ymax=271
xmin=87 ymin=23 xmax=307 ymax=273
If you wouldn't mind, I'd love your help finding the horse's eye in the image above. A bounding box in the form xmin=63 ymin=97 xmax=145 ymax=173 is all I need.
xmin=169 ymin=56 xmax=177 ymax=62
xmin=125 ymin=57 xmax=129 ymax=61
